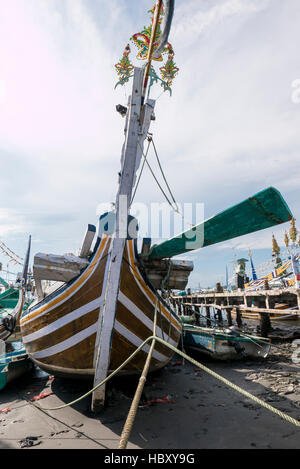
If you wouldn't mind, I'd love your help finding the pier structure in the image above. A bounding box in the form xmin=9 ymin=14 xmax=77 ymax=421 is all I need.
xmin=171 ymin=288 xmax=300 ymax=337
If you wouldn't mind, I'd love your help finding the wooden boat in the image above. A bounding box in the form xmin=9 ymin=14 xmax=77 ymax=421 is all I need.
xmin=19 ymin=0 xmax=293 ymax=410
xmin=0 ymin=237 xmax=32 ymax=341
xmin=182 ymin=323 xmax=271 ymax=360
xmin=0 ymin=342 xmax=33 ymax=391
xmin=0 ymin=289 xmax=25 ymax=341
xmin=20 ymin=233 xmax=182 ymax=380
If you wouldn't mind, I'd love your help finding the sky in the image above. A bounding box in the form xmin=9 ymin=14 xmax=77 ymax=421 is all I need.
xmin=0 ymin=0 xmax=300 ymax=287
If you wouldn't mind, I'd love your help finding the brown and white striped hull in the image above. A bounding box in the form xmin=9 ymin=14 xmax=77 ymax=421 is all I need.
xmin=20 ymin=235 xmax=182 ymax=379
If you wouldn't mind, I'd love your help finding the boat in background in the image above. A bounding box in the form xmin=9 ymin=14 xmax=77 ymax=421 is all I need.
xmin=0 ymin=341 xmax=33 ymax=391
xmin=181 ymin=322 xmax=271 ymax=360
xmin=0 ymin=288 xmax=25 ymax=341
xmin=0 ymin=236 xmax=32 ymax=341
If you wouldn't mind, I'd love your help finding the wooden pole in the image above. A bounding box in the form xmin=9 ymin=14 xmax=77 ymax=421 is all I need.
xmin=226 ymin=308 xmax=233 ymax=326
xmin=91 ymin=69 xmax=155 ymax=412
xmin=260 ymin=313 xmax=271 ymax=338
xmin=206 ymin=306 xmax=211 ymax=327
xmin=217 ymin=306 xmax=223 ymax=324
xmin=236 ymin=307 xmax=243 ymax=328
xmin=195 ymin=306 xmax=201 ymax=326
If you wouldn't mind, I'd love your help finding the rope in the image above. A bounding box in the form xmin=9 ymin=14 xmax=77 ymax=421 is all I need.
xmin=29 ymin=333 xmax=300 ymax=432
xmin=137 ymin=139 xmax=177 ymax=211
xmin=130 ymin=138 xmax=152 ymax=206
xmin=28 ymin=335 xmax=160 ymax=412
xmin=118 ymin=299 xmax=158 ymax=449
xmin=135 ymin=136 xmax=197 ymax=234
xmin=154 ymin=338 xmax=300 ymax=428
xmin=151 ymin=138 xmax=179 ymax=212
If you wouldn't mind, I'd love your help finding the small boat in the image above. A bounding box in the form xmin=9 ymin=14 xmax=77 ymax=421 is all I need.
xmin=0 ymin=237 xmax=32 ymax=341
xmin=0 ymin=288 xmax=25 ymax=341
xmin=0 ymin=342 xmax=33 ymax=391
xmin=182 ymin=324 xmax=271 ymax=360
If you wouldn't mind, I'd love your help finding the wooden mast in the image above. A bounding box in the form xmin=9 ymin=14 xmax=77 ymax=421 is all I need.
xmin=91 ymin=0 xmax=163 ymax=412
xmin=141 ymin=0 xmax=163 ymax=112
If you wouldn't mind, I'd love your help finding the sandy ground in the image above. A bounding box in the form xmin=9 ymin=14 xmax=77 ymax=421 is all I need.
xmin=0 ymin=325 xmax=300 ymax=450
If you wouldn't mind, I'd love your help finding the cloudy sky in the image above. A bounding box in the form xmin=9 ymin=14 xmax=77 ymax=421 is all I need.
xmin=0 ymin=0 xmax=300 ymax=287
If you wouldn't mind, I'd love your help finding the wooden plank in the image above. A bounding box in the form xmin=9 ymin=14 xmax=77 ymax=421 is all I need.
xmin=78 ymin=225 xmax=96 ymax=258
xmin=91 ymin=68 xmax=155 ymax=412
xmin=149 ymin=187 xmax=292 ymax=259
xmin=174 ymin=302 xmax=299 ymax=315
xmin=33 ymin=253 xmax=89 ymax=282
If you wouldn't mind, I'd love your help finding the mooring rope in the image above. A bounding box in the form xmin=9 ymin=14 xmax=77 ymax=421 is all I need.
xmin=28 ymin=334 xmax=300 ymax=437
xmin=118 ymin=299 xmax=158 ymax=449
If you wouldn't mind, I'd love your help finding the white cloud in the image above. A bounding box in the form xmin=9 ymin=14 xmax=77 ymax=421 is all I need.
xmin=173 ymin=0 xmax=270 ymax=44
xmin=0 ymin=209 xmax=27 ymax=237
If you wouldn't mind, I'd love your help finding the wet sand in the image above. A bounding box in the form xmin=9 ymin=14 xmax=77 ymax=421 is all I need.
xmin=0 ymin=326 xmax=300 ymax=450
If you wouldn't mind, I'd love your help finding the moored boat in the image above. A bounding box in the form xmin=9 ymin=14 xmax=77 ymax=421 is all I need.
xmin=182 ymin=324 xmax=271 ymax=360
xmin=0 ymin=342 xmax=33 ymax=391
xmin=20 ymin=233 xmax=182 ymax=380
xmin=19 ymin=1 xmax=293 ymax=410
xmin=0 ymin=288 xmax=25 ymax=341
xmin=0 ymin=236 xmax=33 ymax=341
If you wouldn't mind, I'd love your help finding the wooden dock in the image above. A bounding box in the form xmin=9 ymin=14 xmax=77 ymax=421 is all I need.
xmin=171 ymin=287 xmax=300 ymax=337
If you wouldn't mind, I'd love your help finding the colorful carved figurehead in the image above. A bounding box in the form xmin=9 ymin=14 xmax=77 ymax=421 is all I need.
xmin=115 ymin=2 xmax=179 ymax=92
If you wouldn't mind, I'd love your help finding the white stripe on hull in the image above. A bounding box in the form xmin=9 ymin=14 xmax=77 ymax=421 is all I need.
xmin=29 ymin=322 xmax=98 ymax=359
xmin=28 ymin=320 xmax=169 ymax=363
xmin=125 ymin=241 xmax=181 ymax=330
xmin=22 ymin=296 xmax=103 ymax=344
xmin=118 ymin=291 xmax=178 ymax=347
xmin=114 ymin=321 xmax=168 ymax=362
xmin=23 ymin=290 xmax=175 ymax=360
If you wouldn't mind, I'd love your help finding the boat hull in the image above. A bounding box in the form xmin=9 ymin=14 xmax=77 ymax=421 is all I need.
xmin=0 ymin=289 xmax=24 ymax=341
xmin=20 ymin=236 xmax=182 ymax=379
xmin=0 ymin=348 xmax=33 ymax=391
xmin=183 ymin=326 xmax=271 ymax=360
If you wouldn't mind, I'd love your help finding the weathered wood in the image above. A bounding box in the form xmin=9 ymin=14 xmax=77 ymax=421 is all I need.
xmin=149 ymin=187 xmax=292 ymax=260
xmin=206 ymin=306 xmax=211 ymax=327
xmin=226 ymin=308 xmax=233 ymax=326
xmin=20 ymin=237 xmax=181 ymax=384
xmin=92 ymin=68 xmax=154 ymax=411
xmin=260 ymin=313 xmax=271 ymax=338
xmin=217 ymin=307 xmax=223 ymax=324
xmin=297 ymin=292 xmax=300 ymax=310
xmin=33 ymin=253 xmax=89 ymax=283
xmin=195 ymin=306 xmax=201 ymax=326
xmin=35 ymin=278 xmax=44 ymax=302
xmin=172 ymin=301 xmax=299 ymax=316
xmin=142 ymin=259 xmax=193 ymax=290
xmin=236 ymin=307 xmax=243 ymax=327
xmin=173 ymin=287 xmax=300 ymax=300
xmin=78 ymin=225 xmax=96 ymax=259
